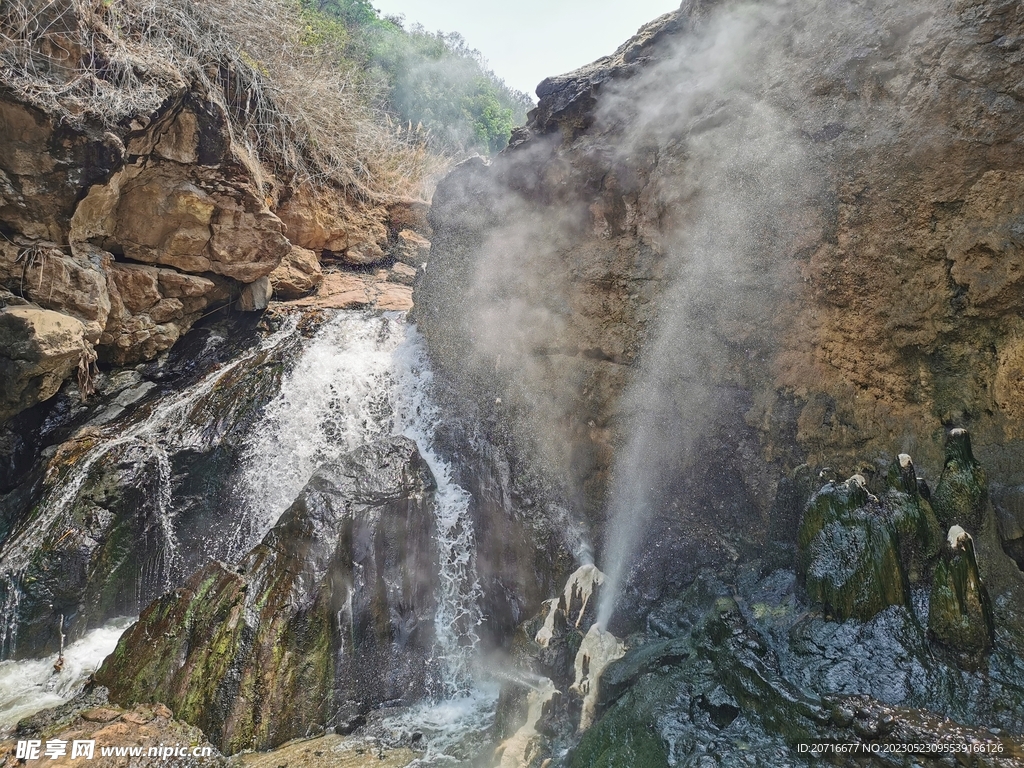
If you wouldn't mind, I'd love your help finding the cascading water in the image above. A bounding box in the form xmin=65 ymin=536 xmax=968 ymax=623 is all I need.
xmin=0 ymin=618 xmax=135 ymax=736
xmin=236 ymin=311 xmax=494 ymax=760
xmin=0 ymin=310 xmax=494 ymax=757
xmin=0 ymin=319 xmax=301 ymax=660
xmin=229 ymin=312 xmax=485 ymax=693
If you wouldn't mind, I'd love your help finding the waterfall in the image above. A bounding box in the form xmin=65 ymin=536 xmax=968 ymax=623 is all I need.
xmin=0 ymin=310 xmax=491 ymax=753
xmin=0 ymin=618 xmax=135 ymax=737
xmin=394 ymin=326 xmax=483 ymax=696
xmin=231 ymin=311 xmax=484 ymax=692
xmin=0 ymin=319 xmax=300 ymax=658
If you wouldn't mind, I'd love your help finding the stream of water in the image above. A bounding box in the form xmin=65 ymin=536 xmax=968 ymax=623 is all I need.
xmin=0 ymin=310 xmax=494 ymax=759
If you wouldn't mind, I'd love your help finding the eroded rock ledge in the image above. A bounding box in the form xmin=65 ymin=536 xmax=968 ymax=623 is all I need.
xmin=0 ymin=82 xmax=431 ymax=422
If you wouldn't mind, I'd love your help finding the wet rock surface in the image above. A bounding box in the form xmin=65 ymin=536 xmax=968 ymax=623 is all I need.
xmin=95 ymin=437 xmax=439 ymax=754
xmin=0 ymin=310 xmax=302 ymax=658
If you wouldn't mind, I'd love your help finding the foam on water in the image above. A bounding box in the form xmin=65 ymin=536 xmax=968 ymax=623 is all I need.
xmin=379 ymin=684 xmax=500 ymax=766
xmin=230 ymin=313 xmax=408 ymax=556
xmin=0 ymin=618 xmax=134 ymax=736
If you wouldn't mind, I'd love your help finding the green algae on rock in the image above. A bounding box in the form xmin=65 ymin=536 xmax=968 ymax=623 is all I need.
xmin=882 ymin=454 xmax=943 ymax=585
xmin=798 ymin=476 xmax=909 ymax=621
xmin=932 ymin=428 xmax=988 ymax=534
xmin=928 ymin=525 xmax=996 ymax=668
xmin=97 ymin=437 xmax=439 ymax=754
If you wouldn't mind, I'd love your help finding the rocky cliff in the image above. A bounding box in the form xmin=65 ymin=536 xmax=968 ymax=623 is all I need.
xmin=416 ymin=0 xmax=1024 ymax=625
xmin=0 ymin=0 xmax=431 ymax=423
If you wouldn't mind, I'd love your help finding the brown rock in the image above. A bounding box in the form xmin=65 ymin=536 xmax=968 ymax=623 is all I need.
xmin=108 ymin=263 xmax=162 ymax=316
xmin=386 ymin=196 xmax=431 ymax=234
xmin=342 ymin=239 xmax=386 ymax=266
xmin=157 ymin=268 xmax=216 ymax=299
xmin=373 ymin=283 xmax=413 ymax=311
xmin=291 ymin=272 xmax=371 ymax=310
xmin=81 ymin=707 xmax=122 ymax=723
xmin=0 ymin=242 xmax=110 ymax=341
xmin=0 ymin=306 xmax=87 ymax=421
xmin=276 ymin=185 xmax=350 ymax=252
xmin=387 ymin=262 xmax=417 ymax=286
xmin=270 ymin=245 xmax=323 ymax=299
xmin=238 ymin=276 xmax=272 ymax=312
xmin=394 ymin=229 xmax=431 ymax=267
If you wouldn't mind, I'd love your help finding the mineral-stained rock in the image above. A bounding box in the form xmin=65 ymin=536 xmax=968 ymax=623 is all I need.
xmin=269 ymin=246 xmax=323 ymax=299
xmin=928 ymin=525 xmax=995 ymax=667
xmin=932 ymin=428 xmax=988 ymax=534
xmin=96 ymin=437 xmax=439 ymax=754
xmin=0 ymin=306 xmax=87 ymax=422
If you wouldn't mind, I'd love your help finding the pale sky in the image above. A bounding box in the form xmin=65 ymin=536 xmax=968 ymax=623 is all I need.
xmin=370 ymin=0 xmax=682 ymax=98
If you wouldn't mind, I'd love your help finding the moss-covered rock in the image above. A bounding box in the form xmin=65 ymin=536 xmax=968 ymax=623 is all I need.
xmin=928 ymin=526 xmax=995 ymax=668
xmin=97 ymin=437 xmax=439 ymax=754
xmin=882 ymin=454 xmax=942 ymax=584
xmin=932 ymin=428 xmax=987 ymax=534
xmin=799 ymin=476 xmax=909 ymax=621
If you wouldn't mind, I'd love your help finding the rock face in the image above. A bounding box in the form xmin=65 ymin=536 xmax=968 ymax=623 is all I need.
xmin=0 ymin=2 xmax=435 ymax=424
xmin=0 ymin=313 xmax=298 ymax=659
xmin=416 ymin=0 xmax=1024 ymax=626
xmin=269 ymin=246 xmax=323 ymax=300
xmin=0 ymin=89 xmax=286 ymax=373
xmin=0 ymin=307 xmax=87 ymax=422
xmin=96 ymin=437 xmax=439 ymax=754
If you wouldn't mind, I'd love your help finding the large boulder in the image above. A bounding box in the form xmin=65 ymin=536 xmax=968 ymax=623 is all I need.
xmin=798 ymin=475 xmax=909 ymax=622
xmin=269 ymin=245 xmax=323 ymax=299
xmin=96 ymin=437 xmax=439 ymax=754
xmin=0 ymin=306 xmax=86 ymax=422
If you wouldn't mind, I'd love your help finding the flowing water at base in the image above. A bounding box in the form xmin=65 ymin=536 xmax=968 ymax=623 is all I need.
xmin=0 ymin=310 xmax=497 ymax=759
xmin=0 ymin=617 xmax=135 ymax=737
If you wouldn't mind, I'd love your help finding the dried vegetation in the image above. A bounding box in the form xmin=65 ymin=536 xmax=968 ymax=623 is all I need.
xmin=0 ymin=0 xmax=443 ymax=196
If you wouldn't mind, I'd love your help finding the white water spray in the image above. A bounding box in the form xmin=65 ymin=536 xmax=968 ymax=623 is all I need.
xmin=0 ymin=617 xmax=135 ymax=736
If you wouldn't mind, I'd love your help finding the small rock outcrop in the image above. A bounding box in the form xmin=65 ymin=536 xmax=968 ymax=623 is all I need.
xmin=798 ymin=475 xmax=909 ymax=622
xmin=0 ymin=306 xmax=87 ymax=422
xmin=928 ymin=526 xmax=995 ymax=666
xmin=96 ymin=437 xmax=439 ymax=754
xmin=932 ymin=428 xmax=988 ymax=534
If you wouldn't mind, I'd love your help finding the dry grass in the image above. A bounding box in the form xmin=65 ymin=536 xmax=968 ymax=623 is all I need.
xmin=0 ymin=0 xmax=444 ymax=196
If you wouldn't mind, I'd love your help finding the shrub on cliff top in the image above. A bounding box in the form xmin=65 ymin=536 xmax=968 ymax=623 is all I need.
xmin=301 ymin=0 xmax=533 ymax=154
xmin=0 ymin=0 xmax=442 ymax=195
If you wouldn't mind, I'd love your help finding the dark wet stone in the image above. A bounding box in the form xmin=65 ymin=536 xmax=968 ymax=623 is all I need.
xmin=96 ymin=437 xmax=439 ymax=754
